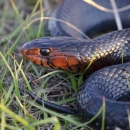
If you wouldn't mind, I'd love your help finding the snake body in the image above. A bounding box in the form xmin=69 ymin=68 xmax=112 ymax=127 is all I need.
xmin=48 ymin=0 xmax=130 ymax=38
xmin=21 ymin=0 xmax=130 ymax=129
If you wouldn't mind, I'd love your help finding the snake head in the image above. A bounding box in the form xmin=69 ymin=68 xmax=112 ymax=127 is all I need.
xmin=21 ymin=37 xmax=88 ymax=73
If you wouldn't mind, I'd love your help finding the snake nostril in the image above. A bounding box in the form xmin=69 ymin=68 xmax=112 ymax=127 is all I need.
xmin=21 ymin=49 xmax=29 ymax=56
xmin=25 ymin=50 xmax=29 ymax=55
xmin=21 ymin=42 xmax=30 ymax=56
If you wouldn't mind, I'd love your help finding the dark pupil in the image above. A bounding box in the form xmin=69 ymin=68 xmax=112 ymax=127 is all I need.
xmin=40 ymin=49 xmax=50 ymax=56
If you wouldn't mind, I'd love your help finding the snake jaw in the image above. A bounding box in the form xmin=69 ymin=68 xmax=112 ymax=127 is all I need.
xmin=21 ymin=47 xmax=50 ymax=68
xmin=21 ymin=37 xmax=90 ymax=72
xmin=21 ymin=46 xmax=83 ymax=72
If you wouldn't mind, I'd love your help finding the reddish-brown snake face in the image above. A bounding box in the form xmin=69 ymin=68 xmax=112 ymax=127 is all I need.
xmin=21 ymin=37 xmax=89 ymax=73
xmin=21 ymin=32 xmax=126 ymax=74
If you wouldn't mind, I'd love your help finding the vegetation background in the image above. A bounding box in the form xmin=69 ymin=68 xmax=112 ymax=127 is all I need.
xmin=0 ymin=0 xmax=90 ymax=130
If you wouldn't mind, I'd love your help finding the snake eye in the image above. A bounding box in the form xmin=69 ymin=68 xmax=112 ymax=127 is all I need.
xmin=40 ymin=48 xmax=50 ymax=56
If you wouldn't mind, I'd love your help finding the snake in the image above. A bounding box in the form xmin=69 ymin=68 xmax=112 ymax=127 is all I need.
xmin=21 ymin=0 xmax=130 ymax=130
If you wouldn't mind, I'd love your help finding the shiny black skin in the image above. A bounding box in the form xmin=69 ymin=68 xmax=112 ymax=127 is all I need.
xmin=27 ymin=91 xmax=78 ymax=115
xmin=26 ymin=29 xmax=130 ymax=130
xmin=77 ymin=63 xmax=130 ymax=130
xmin=27 ymin=0 xmax=130 ymax=130
xmin=48 ymin=0 xmax=130 ymax=38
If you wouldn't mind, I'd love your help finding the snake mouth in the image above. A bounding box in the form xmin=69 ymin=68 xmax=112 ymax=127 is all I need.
xmin=21 ymin=43 xmax=68 ymax=69
xmin=21 ymin=37 xmax=90 ymax=72
xmin=21 ymin=46 xmax=85 ymax=72
xmin=21 ymin=43 xmax=50 ymax=67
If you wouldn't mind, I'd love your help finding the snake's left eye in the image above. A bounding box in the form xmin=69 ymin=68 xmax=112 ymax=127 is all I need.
xmin=40 ymin=48 xmax=50 ymax=56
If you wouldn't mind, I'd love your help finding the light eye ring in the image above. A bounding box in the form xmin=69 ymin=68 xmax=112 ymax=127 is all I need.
xmin=40 ymin=48 xmax=50 ymax=56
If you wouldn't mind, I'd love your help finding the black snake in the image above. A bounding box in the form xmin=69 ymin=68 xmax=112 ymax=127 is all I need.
xmin=21 ymin=0 xmax=130 ymax=129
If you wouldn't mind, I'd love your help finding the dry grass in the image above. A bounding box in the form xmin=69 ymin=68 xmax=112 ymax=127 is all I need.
xmin=0 ymin=0 xmax=83 ymax=130
xmin=1 ymin=0 xmax=129 ymax=130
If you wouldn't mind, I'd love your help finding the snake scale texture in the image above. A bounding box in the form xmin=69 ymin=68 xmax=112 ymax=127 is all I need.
xmin=21 ymin=0 xmax=130 ymax=130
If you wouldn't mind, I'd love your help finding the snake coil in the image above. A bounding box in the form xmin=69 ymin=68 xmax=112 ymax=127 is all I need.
xmin=21 ymin=0 xmax=130 ymax=129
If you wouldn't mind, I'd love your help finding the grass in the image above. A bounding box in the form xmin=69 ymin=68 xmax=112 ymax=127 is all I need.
xmin=0 ymin=0 xmax=81 ymax=129
xmin=0 ymin=0 xmax=107 ymax=130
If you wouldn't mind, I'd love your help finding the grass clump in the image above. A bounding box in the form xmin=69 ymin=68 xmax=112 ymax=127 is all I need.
xmin=0 ymin=0 xmax=83 ymax=129
xmin=0 ymin=0 xmax=107 ymax=130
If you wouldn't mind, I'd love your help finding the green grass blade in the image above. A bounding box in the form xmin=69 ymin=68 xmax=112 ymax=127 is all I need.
xmin=4 ymin=83 xmax=14 ymax=104
xmin=78 ymin=47 xmax=100 ymax=87
xmin=10 ymin=55 xmax=32 ymax=91
xmin=10 ymin=0 xmax=24 ymax=22
xmin=1 ymin=32 xmax=23 ymax=63
xmin=57 ymin=97 xmax=76 ymax=105
xmin=0 ymin=101 xmax=35 ymax=130
xmin=29 ymin=117 xmax=61 ymax=130
xmin=65 ymin=71 xmax=77 ymax=92
xmin=0 ymin=52 xmax=15 ymax=79
xmin=37 ymin=0 xmax=44 ymax=38
xmin=101 ymin=97 xmax=105 ymax=130
xmin=1 ymin=100 xmax=5 ymax=130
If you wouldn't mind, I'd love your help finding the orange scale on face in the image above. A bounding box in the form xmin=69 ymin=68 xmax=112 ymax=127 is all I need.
xmin=24 ymin=54 xmax=35 ymax=62
xmin=26 ymin=55 xmax=40 ymax=64
xmin=41 ymin=58 xmax=50 ymax=67
xmin=67 ymin=57 xmax=79 ymax=66
xmin=35 ymin=57 xmax=42 ymax=65
xmin=29 ymin=49 xmax=40 ymax=55
xmin=50 ymin=56 xmax=68 ymax=67
xmin=21 ymin=48 xmax=41 ymax=58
